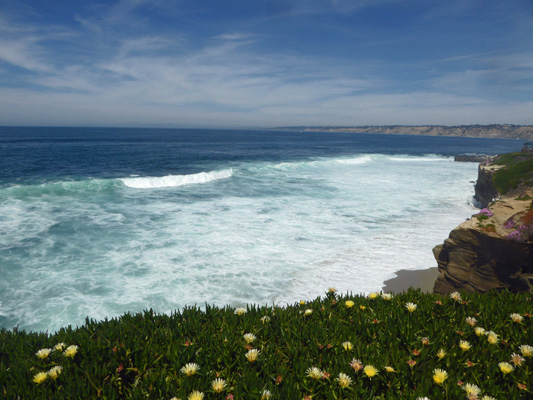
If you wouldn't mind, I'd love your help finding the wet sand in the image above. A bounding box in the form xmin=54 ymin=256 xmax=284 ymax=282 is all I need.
xmin=382 ymin=267 xmax=439 ymax=293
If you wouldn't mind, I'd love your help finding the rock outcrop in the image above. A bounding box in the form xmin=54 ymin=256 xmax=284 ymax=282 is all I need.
xmin=433 ymin=155 xmax=533 ymax=294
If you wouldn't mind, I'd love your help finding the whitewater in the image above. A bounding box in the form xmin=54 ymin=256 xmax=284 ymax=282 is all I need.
xmin=0 ymin=128 xmax=521 ymax=332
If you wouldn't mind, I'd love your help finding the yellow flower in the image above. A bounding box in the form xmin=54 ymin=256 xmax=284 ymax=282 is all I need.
xmin=421 ymin=337 xmax=430 ymax=346
xmin=481 ymin=396 xmax=496 ymax=400
xmin=405 ymin=302 xmax=417 ymax=312
xmin=245 ymin=349 xmax=260 ymax=362
xmin=381 ymin=293 xmax=393 ymax=300
xmin=47 ymin=365 xmax=63 ymax=380
xmin=449 ymin=291 xmax=462 ymax=301
xmin=359 ymin=305 xmax=366 ymax=310
xmin=342 ymin=341 xmax=353 ymax=351
xmin=519 ymin=344 xmax=533 ymax=357
xmin=510 ymin=313 xmax=523 ymax=323
xmin=486 ymin=331 xmax=498 ymax=345
xmin=180 ymin=363 xmax=199 ymax=376
xmin=433 ymin=368 xmax=448 ymax=385
xmin=474 ymin=327 xmax=486 ymax=336
xmin=436 ymin=348 xmax=446 ymax=359
xmin=368 ymin=292 xmax=379 ymax=299
xmin=243 ymin=333 xmax=256 ymax=343
xmin=306 ymin=366 xmax=324 ymax=379
xmin=33 ymin=372 xmax=48 ymax=384
xmin=328 ymin=287 xmax=337 ymax=293
xmin=211 ymin=378 xmax=226 ymax=393
xmin=363 ymin=365 xmax=378 ymax=378
xmin=36 ymin=348 xmax=52 ymax=359
xmin=304 ymin=309 xmax=313 ymax=316
xmin=345 ymin=300 xmax=354 ymax=308
xmin=187 ymin=391 xmax=204 ymax=400
xmin=384 ymin=366 xmax=395 ymax=372
xmin=300 ymin=300 xmax=305 ymax=305
xmin=463 ymin=383 xmax=481 ymax=398
xmin=465 ymin=317 xmax=477 ymax=326
xmin=336 ymin=372 xmax=352 ymax=388
xmin=261 ymin=389 xmax=272 ymax=399
xmin=54 ymin=342 xmax=66 ymax=352
xmin=498 ymin=361 xmax=514 ymax=374
xmin=459 ymin=340 xmax=471 ymax=351
xmin=63 ymin=345 xmax=78 ymax=358
xmin=234 ymin=307 xmax=247 ymax=315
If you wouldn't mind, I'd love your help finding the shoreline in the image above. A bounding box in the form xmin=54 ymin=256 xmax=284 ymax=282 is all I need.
xmin=382 ymin=267 xmax=438 ymax=293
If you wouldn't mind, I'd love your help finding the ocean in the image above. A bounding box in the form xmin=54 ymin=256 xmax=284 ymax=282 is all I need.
xmin=0 ymin=127 xmax=522 ymax=333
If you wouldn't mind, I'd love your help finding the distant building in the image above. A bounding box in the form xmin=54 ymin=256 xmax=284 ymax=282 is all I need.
xmin=521 ymin=142 xmax=533 ymax=154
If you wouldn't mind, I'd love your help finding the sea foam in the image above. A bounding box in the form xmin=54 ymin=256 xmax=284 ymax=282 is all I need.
xmin=121 ymin=169 xmax=233 ymax=188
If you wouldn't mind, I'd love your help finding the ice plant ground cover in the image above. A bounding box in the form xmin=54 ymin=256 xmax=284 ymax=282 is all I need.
xmin=1 ymin=289 xmax=532 ymax=399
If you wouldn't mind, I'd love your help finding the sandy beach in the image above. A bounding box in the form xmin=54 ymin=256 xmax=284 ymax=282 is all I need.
xmin=382 ymin=267 xmax=439 ymax=293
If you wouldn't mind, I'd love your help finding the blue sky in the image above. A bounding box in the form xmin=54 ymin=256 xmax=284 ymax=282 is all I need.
xmin=0 ymin=0 xmax=532 ymax=127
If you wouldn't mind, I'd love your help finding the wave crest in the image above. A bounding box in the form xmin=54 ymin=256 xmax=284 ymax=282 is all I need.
xmin=121 ymin=169 xmax=233 ymax=189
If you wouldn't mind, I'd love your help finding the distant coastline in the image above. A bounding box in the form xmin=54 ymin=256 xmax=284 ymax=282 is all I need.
xmin=270 ymin=124 xmax=533 ymax=140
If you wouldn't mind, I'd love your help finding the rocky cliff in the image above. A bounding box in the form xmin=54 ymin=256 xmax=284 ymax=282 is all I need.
xmin=433 ymin=154 xmax=533 ymax=293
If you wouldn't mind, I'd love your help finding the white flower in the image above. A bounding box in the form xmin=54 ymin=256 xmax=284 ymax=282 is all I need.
xmin=304 ymin=309 xmax=313 ymax=316
xmin=261 ymin=389 xmax=272 ymax=400
xmin=47 ymin=365 xmax=63 ymax=380
xmin=212 ymin=378 xmax=226 ymax=393
xmin=510 ymin=313 xmax=523 ymax=323
xmin=245 ymin=349 xmax=260 ymax=362
xmin=260 ymin=316 xmax=271 ymax=323
xmin=63 ymin=345 xmax=78 ymax=358
xmin=475 ymin=327 xmax=486 ymax=336
xmin=306 ymin=366 xmax=323 ymax=379
xmin=405 ymin=302 xmax=417 ymax=312
xmin=36 ymin=348 xmax=52 ymax=359
xmin=465 ymin=317 xmax=477 ymax=326
xmin=462 ymin=383 xmax=481 ymax=398
xmin=519 ymin=344 xmax=533 ymax=357
xmin=336 ymin=372 xmax=352 ymax=388
xmin=180 ymin=363 xmax=199 ymax=376
xmin=243 ymin=333 xmax=256 ymax=343
xmin=449 ymin=291 xmax=462 ymax=301
xmin=486 ymin=331 xmax=499 ymax=345
xmin=381 ymin=293 xmax=393 ymax=300
xmin=54 ymin=343 xmax=66 ymax=352
xmin=234 ymin=307 xmax=247 ymax=315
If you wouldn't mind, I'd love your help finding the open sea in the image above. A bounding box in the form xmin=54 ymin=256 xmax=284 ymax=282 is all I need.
xmin=0 ymin=127 xmax=522 ymax=332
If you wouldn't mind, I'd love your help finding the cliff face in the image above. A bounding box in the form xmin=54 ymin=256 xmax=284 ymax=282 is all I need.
xmin=433 ymin=157 xmax=533 ymax=294
xmin=472 ymin=164 xmax=499 ymax=208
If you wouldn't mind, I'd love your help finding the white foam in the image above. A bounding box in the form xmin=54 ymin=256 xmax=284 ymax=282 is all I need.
xmin=335 ymin=155 xmax=374 ymax=165
xmin=121 ymin=169 xmax=233 ymax=188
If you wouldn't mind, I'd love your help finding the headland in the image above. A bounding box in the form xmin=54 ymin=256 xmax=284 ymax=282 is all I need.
xmin=272 ymin=124 xmax=533 ymax=139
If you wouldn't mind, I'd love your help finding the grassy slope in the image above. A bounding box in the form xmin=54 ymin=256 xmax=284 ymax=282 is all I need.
xmin=491 ymin=153 xmax=533 ymax=195
xmin=1 ymin=290 xmax=532 ymax=399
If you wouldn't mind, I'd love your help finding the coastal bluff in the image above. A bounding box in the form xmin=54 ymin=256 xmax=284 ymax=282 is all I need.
xmin=433 ymin=153 xmax=533 ymax=294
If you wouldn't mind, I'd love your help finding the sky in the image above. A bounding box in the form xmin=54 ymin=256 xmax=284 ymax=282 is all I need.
xmin=0 ymin=0 xmax=532 ymax=128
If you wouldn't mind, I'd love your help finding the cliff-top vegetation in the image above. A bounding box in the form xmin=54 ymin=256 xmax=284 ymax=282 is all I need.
xmin=490 ymin=152 xmax=533 ymax=195
xmin=1 ymin=289 xmax=532 ymax=399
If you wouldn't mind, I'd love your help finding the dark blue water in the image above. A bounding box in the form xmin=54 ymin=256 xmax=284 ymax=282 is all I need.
xmin=0 ymin=127 xmax=521 ymax=186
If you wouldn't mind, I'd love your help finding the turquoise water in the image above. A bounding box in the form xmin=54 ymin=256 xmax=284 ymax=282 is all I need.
xmin=0 ymin=127 xmax=522 ymax=332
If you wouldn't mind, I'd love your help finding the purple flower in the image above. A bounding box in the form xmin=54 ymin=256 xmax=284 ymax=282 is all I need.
xmin=504 ymin=219 xmax=516 ymax=230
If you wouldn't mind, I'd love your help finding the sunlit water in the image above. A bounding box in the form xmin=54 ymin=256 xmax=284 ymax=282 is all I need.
xmin=0 ymin=128 xmax=521 ymax=332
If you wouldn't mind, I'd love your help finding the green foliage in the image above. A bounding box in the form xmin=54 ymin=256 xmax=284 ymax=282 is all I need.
xmin=490 ymin=153 xmax=533 ymax=195
xmin=1 ymin=290 xmax=532 ymax=399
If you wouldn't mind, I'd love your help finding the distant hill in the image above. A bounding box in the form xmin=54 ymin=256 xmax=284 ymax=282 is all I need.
xmin=271 ymin=125 xmax=533 ymax=139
